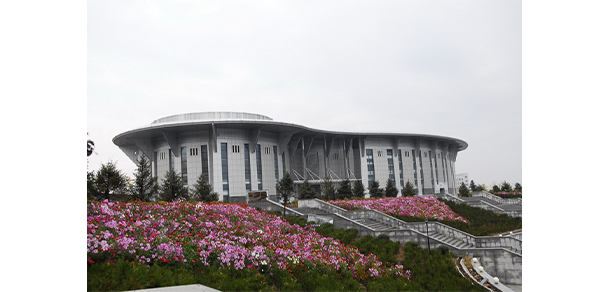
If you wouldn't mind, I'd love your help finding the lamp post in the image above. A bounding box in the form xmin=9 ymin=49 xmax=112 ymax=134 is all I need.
xmin=425 ymin=218 xmax=431 ymax=257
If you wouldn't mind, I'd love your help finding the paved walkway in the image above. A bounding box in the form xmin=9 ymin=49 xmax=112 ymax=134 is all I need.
xmin=127 ymin=284 xmax=221 ymax=292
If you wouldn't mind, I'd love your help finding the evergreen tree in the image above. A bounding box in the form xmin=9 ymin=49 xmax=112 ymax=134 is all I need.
xmin=92 ymin=161 xmax=128 ymax=201
xmin=337 ymin=179 xmax=353 ymax=200
xmin=298 ymin=179 xmax=317 ymax=199
xmin=368 ymin=180 xmax=384 ymax=198
xmin=491 ymin=184 xmax=501 ymax=193
xmin=458 ymin=182 xmax=471 ymax=197
xmin=87 ymin=170 xmax=96 ymax=200
xmin=384 ymin=179 xmax=399 ymax=197
xmin=277 ymin=172 xmax=295 ymax=205
xmin=469 ymin=180 xmax=477 ymax=192
xmin=401 ymin=181 xmax=418 ymax=197
xmin=276 ymin=172 xmax=295 ymax=216
xmin=129 ymin=155 xmax=158 ymax=201
xmin=352 ymin=180 xmax=365 ymax=198
xmin=501 ymin=181 xmax=513 ymax=192
xmin=514 ymin=182 xmax=522 ymax=192
xmin=475 ymin=184 xmax=484 ymax=192
xmin=159 ymin=169 xmax=187 ymax=202
xmin=321 ymin=176 xmax=336 ymax=200
xmin=190 ymin=173 xmax=218 ymax=202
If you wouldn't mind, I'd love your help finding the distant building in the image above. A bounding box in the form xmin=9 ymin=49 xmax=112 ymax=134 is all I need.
xmin=456 ymin=173 xmax=470 ymax=187
xmin=113 ymin=112 xmax=468 ymax=202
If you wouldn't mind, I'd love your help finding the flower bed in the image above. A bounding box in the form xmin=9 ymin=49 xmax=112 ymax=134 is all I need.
xmin=328 ymin=196 xmax=467 ymax=223
xmin=87 ymin=200 xmax=410 ymax=280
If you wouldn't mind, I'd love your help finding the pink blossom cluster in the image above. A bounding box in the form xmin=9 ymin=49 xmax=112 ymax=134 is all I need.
xmin=328 ymin=196 xmax=467 ymax=223
xmin=87 ymin=200 xmax=410 ymax=279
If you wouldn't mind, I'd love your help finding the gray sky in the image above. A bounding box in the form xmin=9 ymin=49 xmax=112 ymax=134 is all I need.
xmin=87 ymin=0 xmax=522 ymax=187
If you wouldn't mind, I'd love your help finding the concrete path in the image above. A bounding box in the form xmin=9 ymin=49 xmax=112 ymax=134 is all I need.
xmin=126 ymin=284 xmax=221 ymax=292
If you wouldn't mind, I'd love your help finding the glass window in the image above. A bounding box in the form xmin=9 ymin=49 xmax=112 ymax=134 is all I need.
xmin=273 ymin=146 xmax=279 ymax=181
xmin=366 ymin=149 xmax=375 ymax=185
xmin=256 ymin=144 xmax=263 ymax=190
xmin=221 ymin=143 xmax=229 ymax=196
xmin=201 ymin=145 xmax=209 ymax=182
xmin=244 ymin=144 xmax=251 ymax=191
xmin=181 ymin=147 xmax=188 ymax=185
xmin=387 ymin=149 xmax=395 ymax=185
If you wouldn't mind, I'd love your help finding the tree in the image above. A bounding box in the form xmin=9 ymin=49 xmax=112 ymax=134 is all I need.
xmin=129 ymin=155 xmax=158 ymax=201
xmin=491 ymin=184 xmax=501 ymax=193
xmin=514 ymin=182 xmax=522 ymax=192
xmin=352 ymin=180 xmax=365 ymax=198
xmin=384 ymin=179 xmax=399 ymax=197
xmin=92 ymin=161 xmax=128 ymax=201
xmin=87 ymin=133 xmax=95 ymax=157
xmin=321 ymin=176 xmax=336 ymax=200
xmin=337 ymin=179 xmax=353 ymax=200
xmin=475 ymin=184 xmax=484 ymax=192
xmin=368 ymin=180 xmax=384 ymax=198
xmin=159 ymin=169 xmax=187 ymax=202
xmin=469 ymin=180 xmax=477 ymax=192
xmin=276 ymin=172 xmax=295 ymax=216
xmin=87 ymin=170 xmax=96 ymax=200
xmin=190 ymin=173 xmax=218 ymax=202
xmin=500 ymin=181 xmax=513 ymax=192
xmin=458 ymin=182 xmax=471 ymax=197
xmin=298 ymin=179 xmax=317 ymax=199
xmin=401 ymin=181 xmax=418 ymax=197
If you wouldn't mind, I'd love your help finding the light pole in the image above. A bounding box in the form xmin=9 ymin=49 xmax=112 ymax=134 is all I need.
xmin=425 ymin=218 xmax=431 ymax=257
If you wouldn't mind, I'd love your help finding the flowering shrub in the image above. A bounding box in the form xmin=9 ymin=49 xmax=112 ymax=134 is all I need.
xmin=87 ymin=200 xmax=410 ymax=281
xmin=328 ymin=196 xmax=467 ymax=223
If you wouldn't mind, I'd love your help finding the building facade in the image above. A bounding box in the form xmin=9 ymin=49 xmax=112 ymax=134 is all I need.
xmin=456 ymin=173 xmax=470 ymax=187
xmin=113 ymin=112 xmax=468 ymax=202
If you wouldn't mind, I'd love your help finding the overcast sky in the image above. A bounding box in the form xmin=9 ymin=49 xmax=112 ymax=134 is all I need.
xmin=87 ymin=0 xmax=522 ymax=187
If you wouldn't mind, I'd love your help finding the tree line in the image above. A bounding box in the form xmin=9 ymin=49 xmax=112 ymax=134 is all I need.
xmin=87 ymin=155 xmax=218 ymax=203
xmin=458 ymin=180 xmax=522 ymax=197
xmin=276 ymin=173 xmax=420 ymax=203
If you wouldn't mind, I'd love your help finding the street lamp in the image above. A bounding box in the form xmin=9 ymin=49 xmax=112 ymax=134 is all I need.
xmin=425 ymin=218 xmax=431 ymax=257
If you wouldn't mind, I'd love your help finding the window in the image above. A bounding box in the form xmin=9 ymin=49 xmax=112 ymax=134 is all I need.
xmin=232 ymin=145 xmax=240 ymax=153
xmin=256 ymin=144 xmax=263 ymax=190
xmin=412 ymin=150 xmax=418 ymax=187
xmin=273 ymin=146 xmax=279 ymax=181
xmin=333 ymin=153 xmax=339 ymax=160
xmin=190 ymin=148 xmax=199 ymax=156
xmin=377 ymin=151 xmax=382 ymax=157
xmin=387 ymin=149 xmax=395 ymax=185
xmin=169 ymin=149 xmax=174 ymax=171
xmin=181 ymin=147 xmax=188 ymax=185
xmin=244 ymin=144 xmax=251 ymax=191
xmin=264 ymin=147 xmax=271 ymax=155
xmin=221 ymin=143 xmax=229 ymax=197
xmin=201 ymin=145 xmax=209 ymax=182
xmin=398 ymin=149 xmax=404 ymax=187
xmin=366 ymin=149 xmax=375 ymax=185
xmin=153 ymin=151 xmax=158 ymax=178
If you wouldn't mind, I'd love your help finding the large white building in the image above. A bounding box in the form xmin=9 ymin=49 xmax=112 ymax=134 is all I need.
xmin=113 ymin=112 xmax=468 ymax=202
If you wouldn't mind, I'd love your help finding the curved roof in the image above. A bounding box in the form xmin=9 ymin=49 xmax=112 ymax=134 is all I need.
xmin=113 ymin=112 xmax=468 ymax=151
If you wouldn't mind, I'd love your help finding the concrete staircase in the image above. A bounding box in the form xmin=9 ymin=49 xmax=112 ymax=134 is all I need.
xmin=352 ymin=218 xmax=394 ymax=231
xmin=427 ymin=231 xmax=475 ymax=250
xmin=289 ymin=199 xmax=522 ymax=286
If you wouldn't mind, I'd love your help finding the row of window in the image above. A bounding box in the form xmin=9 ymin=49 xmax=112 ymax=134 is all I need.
xmin=365 ymin=148 xmax=455 ymax=190
xmin=153 ymin=146 xmax=209 ymax=186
